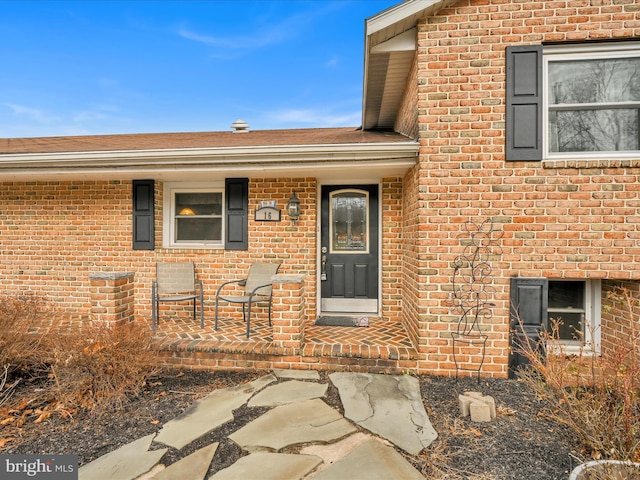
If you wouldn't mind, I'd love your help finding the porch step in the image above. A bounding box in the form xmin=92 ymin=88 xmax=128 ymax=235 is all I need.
xmin=158 ymin=337 xmax=418 ymax=373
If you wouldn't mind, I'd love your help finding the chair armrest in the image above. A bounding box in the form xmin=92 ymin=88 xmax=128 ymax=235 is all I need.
xmin=216 ymin=279 xmax=245 ymax=296
xmin=249 ymin=282 xmax=274 ymax=297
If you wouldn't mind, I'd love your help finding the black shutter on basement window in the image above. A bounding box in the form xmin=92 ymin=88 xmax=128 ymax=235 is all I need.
xmin=225 ymin=178 xmax=248 ymax=250
xmin=132 ymin=180 xmax=155 ymax=250
xmin=505 ymin=45 xmax=543 ymax=161
xmin=509 ymin=277 xmax=548 ymax=378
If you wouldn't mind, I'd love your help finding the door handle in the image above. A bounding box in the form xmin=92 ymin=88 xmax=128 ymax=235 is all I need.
xmin=321 ymin=246 xmax=327 ymax=281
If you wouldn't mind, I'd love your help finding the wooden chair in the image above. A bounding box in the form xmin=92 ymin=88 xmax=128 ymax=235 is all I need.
xmin=152 ymin=262 xmax=204 ymax=332
xmin=214 ymin=262 xmax=281 ymax=338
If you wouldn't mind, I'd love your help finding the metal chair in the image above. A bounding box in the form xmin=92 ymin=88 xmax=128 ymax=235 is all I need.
xmin=152 ymin=262 xmax=204 ymax=332
xmin=214 ymin=262 xmax=281 ymax=338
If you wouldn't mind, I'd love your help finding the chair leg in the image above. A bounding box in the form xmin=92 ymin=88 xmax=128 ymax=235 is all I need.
xmin=246 ymin=302 xmax=252 ymax=339
xmin=268 ymin=299 xmax=272 ymax=326
xmin=199 ymin=290 xmax=204 ymax=329
xmin=214 ymin=297 xmax=219 ymax=330
xmin=151 ymin=283 xmax=157 ymax=333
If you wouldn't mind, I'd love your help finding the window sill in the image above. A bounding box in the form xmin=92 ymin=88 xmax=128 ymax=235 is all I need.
xmin=547 ymin=342 xmax=598 ymax=357
xmin=162 ymin=244 xmax=224 ymax=250
xmin=543 ymin=158 xmax=640 ymax=170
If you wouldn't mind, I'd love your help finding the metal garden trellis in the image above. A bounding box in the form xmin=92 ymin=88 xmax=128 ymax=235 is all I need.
xmin=449 ymin=218 xmax=503 ymax=381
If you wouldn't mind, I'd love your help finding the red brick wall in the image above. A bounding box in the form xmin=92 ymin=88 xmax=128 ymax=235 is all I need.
xmin=381 ymin=178 xmax=404 ymax=321
xmin=0 ymin=178 xmax=405 ymax=326
xmin=601 ymin=280 xmax=640 ymax=359
xmin=395 ymin=50 xmax=419 ymax=139
xmin=0 ymin=181 xmax=134 ymax=312
xmin=408 ymin=0 xmax=640 ymax=376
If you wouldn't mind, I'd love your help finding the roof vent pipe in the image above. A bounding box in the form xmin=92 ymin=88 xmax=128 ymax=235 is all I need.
xmin=230 ymin=119 xmax=250 ymax=133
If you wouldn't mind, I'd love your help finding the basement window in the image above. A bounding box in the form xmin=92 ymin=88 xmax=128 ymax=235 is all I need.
xmin=548 ymin=279 xmax=601 ymax=353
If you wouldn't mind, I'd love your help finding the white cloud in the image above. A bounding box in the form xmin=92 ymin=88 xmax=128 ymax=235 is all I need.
xmin=1 ymin=102 xmax=59 ymax=124
xmin=72 ymin=104 xmax=120 ymax=123
xmin=324 ymin=57 xmax=339 ymax=69
xmin=265 ymin=108 xmax=360 ymax=127
xmin=176 ymin=3 xmax=340 ymax=53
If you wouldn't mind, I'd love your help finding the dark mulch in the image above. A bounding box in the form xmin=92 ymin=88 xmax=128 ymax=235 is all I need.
xmin=3 ymin=369 xmax=585 ymax=479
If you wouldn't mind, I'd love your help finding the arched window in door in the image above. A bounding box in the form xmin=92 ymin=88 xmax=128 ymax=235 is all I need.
xmin=329 ymin=189 xmax=369 ymax=253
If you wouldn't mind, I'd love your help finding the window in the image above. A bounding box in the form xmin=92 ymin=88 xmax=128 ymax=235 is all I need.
xmin=545 ymin=43 xmax=640 ymax=157
xmin=548 ymin=280 xmax=586 ymax=344
xmin=505 ymin=43 xmax=640 ymax=162
xmin=161 ymin=179 xmax=248 ymax=250
xmin=330 ymin=190 xmax=369 ymax=253
xmin=174 ymin=191 xmax=223 ymax=243
xmin=163 ymin=182 xmax=224 ymax=248
xmin=510 ymin=278 xmax=601 ymax=357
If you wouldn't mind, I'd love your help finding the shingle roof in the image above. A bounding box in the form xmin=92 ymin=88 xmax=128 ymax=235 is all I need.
xmin=0 ymin=127 xmax=411 ymax=155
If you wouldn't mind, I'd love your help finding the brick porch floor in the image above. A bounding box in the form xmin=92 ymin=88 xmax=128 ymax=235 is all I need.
xmin=155 ymin=314 xmax=418 ymax=363
xmin=35 ymin=312 xmax=419 ymax=373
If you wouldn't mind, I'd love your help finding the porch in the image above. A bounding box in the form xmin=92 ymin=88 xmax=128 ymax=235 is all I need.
xmin=154 ymin=313 xmax=418 ymax=373
xmin=84 ymin=270 xmax=419 ymax=374
xmin=34 ymin=310 xmax=418 ymax=375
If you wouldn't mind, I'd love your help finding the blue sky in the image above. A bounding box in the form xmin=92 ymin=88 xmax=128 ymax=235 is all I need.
xmin=0 ymin=0 xmax=398 ymax=138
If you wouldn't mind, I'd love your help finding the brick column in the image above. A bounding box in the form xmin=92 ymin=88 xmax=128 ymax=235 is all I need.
xmin=271 ymin=274 xmax=306 ymax=355
xmin=89 ymin=272 xmax=135 ymax=328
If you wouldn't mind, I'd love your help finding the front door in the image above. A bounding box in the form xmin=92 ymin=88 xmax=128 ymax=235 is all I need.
xmin=320 ymin=185 xmax=378 ymax=313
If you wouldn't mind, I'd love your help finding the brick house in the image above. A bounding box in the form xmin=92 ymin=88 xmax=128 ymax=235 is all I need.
xmin=1 ymin=0 xmax=640 ymax=377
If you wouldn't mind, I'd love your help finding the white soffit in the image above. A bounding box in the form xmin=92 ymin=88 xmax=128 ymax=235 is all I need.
xmin=363 ymin=0 xmax=452 ymax=131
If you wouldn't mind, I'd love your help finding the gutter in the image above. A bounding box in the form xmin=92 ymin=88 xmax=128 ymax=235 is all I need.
xmin=0 ymin=142 xmax=418 ymax=169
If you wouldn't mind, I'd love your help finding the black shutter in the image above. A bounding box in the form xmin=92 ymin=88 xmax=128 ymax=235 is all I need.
xmin=225 ymin=178 xmax=248 ymax=250
xmin=132 ymin=180 xmax=155 ymax=250
xmin=509 ymin=277 xmax=548 ymax=377
xmin=505 ymin=45 xmax=543 ymax=161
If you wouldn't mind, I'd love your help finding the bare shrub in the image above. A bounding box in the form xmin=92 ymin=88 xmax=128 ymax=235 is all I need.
xmin=0 ymin=293 xmax=48 ymax=377
xmin=516 ymin=286 xmax=640 ymax=462
xmin=50 ymin=322 xmax=161 ymax=413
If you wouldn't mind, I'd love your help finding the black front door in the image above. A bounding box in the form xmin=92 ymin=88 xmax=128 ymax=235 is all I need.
xmin=320 ymin=185 xmax=378 ymax=313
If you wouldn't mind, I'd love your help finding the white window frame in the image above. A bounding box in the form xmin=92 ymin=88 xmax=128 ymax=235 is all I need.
xmin=162 ymin=181 xmax=225 ymax=249
xmin=543 ymin=42 xmax=640 ymax=161
xmin=547 ymin=279 xmax=601 ymax=356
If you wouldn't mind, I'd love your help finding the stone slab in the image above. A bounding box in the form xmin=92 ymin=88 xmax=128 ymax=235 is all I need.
xmin=300 ymin=432 xmax=378 ymax=474
xmin=154 ymin=374 xmax=276 ymax=449
xmin=248 ymin=380 xmax=328 ymax=407
xmin=229 ymin=398 xmax=356 ymax=452
xmin=209 ymin=452 xmax=322 ymax=480
xmin=79 ymin=434 xmax=167 ymax=480
xmin=272 ymin=368 xmax=320 ymax=380
xmin=151 ymin=443 xmax=217 ymax=480
xmin=329 ymin=372 xmax=437 ymax=455
xmin=309 ymin=439 xmax=425 ymax=480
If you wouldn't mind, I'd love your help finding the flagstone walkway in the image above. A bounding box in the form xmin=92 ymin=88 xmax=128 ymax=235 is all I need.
xmin=78 ymin=370 xmax=437 ymax=480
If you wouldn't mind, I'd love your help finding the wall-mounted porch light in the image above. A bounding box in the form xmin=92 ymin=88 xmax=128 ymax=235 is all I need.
xmin=287 ymin=192 xmax=301 ymax=222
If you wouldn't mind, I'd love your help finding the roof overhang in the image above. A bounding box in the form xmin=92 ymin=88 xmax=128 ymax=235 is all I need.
xmin=0 ymin=142 xmax=419 ymax=182
xmin=363 ymin=0 xmax=452 ymax=130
